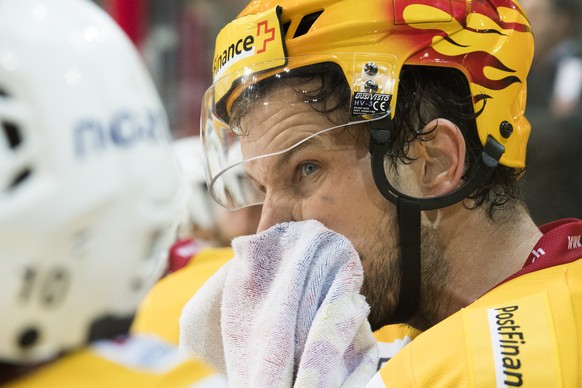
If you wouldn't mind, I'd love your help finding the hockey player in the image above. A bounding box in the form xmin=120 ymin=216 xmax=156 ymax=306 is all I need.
xmin=181 ymin=0 xmax=581 ymax=386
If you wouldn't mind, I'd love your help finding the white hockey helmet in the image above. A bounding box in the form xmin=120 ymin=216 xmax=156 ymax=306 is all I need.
xmin=0 ymin=0 xmax=182 ymax=362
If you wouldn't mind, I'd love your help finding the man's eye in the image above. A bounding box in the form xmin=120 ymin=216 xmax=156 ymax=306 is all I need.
xmin=301 ymin=162 xmax=319 ymax=176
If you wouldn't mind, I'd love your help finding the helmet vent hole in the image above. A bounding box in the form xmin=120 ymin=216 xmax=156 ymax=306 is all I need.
xmin=18 ymin=327 xmax=40 ymax=349
xmin=282 ymin=21 xmax=291 ymax=36
xmin=293 ymin=10 xmax=323 ymax=38
xmin=2 ymin=121 xmax=23 ymax=149
xmin=0 ymin=88 xmax=8 ymax=98
xmin=9 ymin=168 xmax=32 ymax=190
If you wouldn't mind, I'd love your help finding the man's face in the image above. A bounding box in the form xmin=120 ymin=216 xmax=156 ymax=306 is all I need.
xmin=235 ymin=81 xmax=402 ymax=329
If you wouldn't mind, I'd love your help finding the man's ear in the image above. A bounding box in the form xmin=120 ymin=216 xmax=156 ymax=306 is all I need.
xmin=413 ymin=118 xmax=466 ymax=197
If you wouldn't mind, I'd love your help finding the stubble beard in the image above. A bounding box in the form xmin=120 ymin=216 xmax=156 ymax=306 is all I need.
xmin=359 ymin=213 xmax=401 ymax=332
xmin=360 ymin=222 xmax=450 ymax=332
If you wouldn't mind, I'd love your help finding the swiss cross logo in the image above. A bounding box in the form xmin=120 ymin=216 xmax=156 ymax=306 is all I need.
xmin=256 ymin=20 xmax=276 ymax=54
xmin=212 ymin=6 xmax=286 ymax=97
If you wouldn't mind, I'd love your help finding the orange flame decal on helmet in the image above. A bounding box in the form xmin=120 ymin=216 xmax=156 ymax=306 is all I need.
xmin=389 ymin=0 xmax=532 ymax=167
xmin=394 ymin=0 xmax=530 ymax=93
xmin=468 ymin=0 xmax=531 ymax=33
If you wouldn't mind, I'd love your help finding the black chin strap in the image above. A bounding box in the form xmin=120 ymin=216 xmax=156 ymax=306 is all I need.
xmin=368 ymin=116 xmax=505 ymax=324
xmin=392 ymin=197 xmax=421 ymax=323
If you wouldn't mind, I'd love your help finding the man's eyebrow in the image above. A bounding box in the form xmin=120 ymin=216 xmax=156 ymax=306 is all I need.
xmin=244 ymin=134 xmax=324 ymax=186
xmin=273 ymin=135 xmax=323 ymax=172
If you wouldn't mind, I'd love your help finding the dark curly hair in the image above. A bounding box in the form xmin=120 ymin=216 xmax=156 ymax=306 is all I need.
xmin=393 ymin=65 xmax=524 ymax=219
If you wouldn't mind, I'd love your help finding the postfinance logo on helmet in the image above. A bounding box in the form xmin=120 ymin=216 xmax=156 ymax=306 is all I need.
xmin=212 ymin=6 xmax=286 ymax=102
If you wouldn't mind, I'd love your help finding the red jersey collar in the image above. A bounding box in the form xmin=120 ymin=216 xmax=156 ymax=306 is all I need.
xmin=502 ymin=218 xmax=582 ymax=285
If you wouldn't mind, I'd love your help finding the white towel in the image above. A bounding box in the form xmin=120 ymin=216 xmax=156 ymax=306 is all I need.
xmin=179 ymin=220 xmax=378 ymax=387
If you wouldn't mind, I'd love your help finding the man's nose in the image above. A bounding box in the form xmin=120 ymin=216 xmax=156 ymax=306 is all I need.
xmin=256 ymin=192 xmax=294 ymax=233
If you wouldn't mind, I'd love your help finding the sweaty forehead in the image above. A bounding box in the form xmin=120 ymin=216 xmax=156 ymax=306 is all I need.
xmin=237 ymin=82 xmax=341 ymax=158
xmin=231 ymin=76 xmax=322 ymax=128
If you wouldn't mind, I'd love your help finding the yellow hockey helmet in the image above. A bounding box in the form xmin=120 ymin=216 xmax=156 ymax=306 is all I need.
xmin=202 ymin=0 xmax=533 ymax=209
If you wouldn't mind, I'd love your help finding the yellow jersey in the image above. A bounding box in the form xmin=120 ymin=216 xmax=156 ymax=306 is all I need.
xmin=6 ymin=247 xmax=234 ymax=387
xmin=372 ymin=219 xmax=582 ymax=387
xmin=5 ymin=335 xmax=226 ymax=387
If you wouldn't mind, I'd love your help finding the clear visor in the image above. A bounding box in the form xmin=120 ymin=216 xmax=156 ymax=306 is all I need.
xmin=201 ymin=54 xmax=397 ymax=209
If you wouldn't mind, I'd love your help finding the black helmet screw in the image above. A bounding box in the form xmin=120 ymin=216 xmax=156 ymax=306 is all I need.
xmin=500 ymin=121 xmax=513 ymax=138
xmin=364 ymin=62 xmax=378 ymax=76
xmin=364 ymin=79 xmax=379 ymax=93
